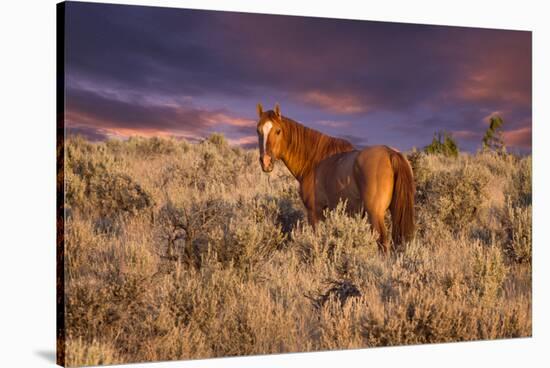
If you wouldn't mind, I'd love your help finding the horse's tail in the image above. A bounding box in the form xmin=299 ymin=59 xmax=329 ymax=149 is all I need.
xmin=389 ymin=150 xmax=415 ymax=245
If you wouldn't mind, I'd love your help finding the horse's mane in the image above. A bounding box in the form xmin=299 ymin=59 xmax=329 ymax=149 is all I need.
xmin=276 ymin=113 xmax=355 ymax=180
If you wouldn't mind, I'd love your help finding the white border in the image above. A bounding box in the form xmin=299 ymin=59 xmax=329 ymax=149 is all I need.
xmin=1 ymin=1 xmax=547 ymax=367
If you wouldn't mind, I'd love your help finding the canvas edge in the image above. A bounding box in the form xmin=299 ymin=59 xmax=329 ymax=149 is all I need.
xmin=56 ymin=2 xmax=66 ymax=367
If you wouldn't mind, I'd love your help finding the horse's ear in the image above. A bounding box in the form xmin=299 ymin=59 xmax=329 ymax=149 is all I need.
xmin=257 ymin=103 xmax=263 ymax=118
xmin=274 ymin=103 xmax=281 ymax=119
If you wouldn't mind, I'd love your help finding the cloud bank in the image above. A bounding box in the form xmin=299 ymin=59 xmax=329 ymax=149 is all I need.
xmin=64 ymin=2 xmax=532 ymax=153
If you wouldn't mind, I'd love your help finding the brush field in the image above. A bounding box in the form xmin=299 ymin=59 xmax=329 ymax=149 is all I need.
xmin=62 ymin=134 xmax=532 ymax=366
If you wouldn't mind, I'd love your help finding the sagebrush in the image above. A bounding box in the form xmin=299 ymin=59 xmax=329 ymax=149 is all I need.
xmin=62 ymin=135 xmax=532 ymax=366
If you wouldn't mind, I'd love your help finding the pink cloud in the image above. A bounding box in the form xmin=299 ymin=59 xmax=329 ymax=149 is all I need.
xmin=301 ymin=90 xmax=368 ymax=114
xmin=229 ymin=135 xmax=257 ymax=146
xmin=204 ymin=113 xmax=255 ymax=128
xmin=66 ymin=93 xmax=257 ymax=144
xmin=316 ymin=120 xmax=352 ymax=128
xmin=453 ymin=130 xmax=480 ymax=140
xmin=452 ymin=51 xmax=531 ymax=108
xmin=503 ymin=126 xmax=532 ymax=149
xmin=453 ymin=125 xmax=531 ymax=150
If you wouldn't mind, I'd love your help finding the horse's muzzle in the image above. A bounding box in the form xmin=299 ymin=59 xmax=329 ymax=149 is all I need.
xmin=260 ymin=155 xmax=274 ymax=173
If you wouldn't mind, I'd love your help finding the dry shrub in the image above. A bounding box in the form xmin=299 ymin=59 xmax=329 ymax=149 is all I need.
xmin=317 ymin=296 xmax=366 ymax=350
xmin=65 ymin=338 xmax=120 ymax=367
xmin=87 ymin=173 xmax=152 ymax=217
xmin=471 ymin=243 xmax=508 ymax=304
xmin=65 ymin=136 xmax=153 ymax=219
xmin=475 ymin=150 xmax=518 ymax=177
xmin=292 ymin=202 xmax=378 ymax=264
xmin=62 ymin=136 xmax=531 ymax=366
xmin=506 ymin=156 xmax=532 ymax=207
xmin=307 ymin=279 xmax=362 ymax=309
xmin=106 ymin=136 xmax=187 ymax=157
xmin=501 ymin=201 xmax=532 ymax=264
xmin=155 ymin=196 xmax=286 ymax=270
xmin=207 ymin=132 xmax=228 ymax=147
xmin=65 ymin=137 xmax=114 ymax=209
xmin=415 ymin=154 xmax=491 ymax=231
xmin=214 ymin=214 xmax=285 ymax=271
xmin=276 ymin=195 xmax=305 ymax=235
xmin=155 ymin=199 xmax=234 ymax=266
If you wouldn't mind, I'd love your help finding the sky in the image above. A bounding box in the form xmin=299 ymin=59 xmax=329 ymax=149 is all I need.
xmin=63 ymin=2 xmax=532 ymax=152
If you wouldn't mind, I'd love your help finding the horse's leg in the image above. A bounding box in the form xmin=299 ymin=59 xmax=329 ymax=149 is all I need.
xmin=301 ymin=173 xmax=321 ymax=228
xmin=356 ymin=175 xmax=390 ymax=253
xmin=307 ymin=207 xmax=318 ymax=228
xmin=366 ymin=208 xmax=389 ymax=254
xmin=307 ymin=199 xmax=327 ymax=229
xmin=354 ymin=150 xmax=394 ymax=255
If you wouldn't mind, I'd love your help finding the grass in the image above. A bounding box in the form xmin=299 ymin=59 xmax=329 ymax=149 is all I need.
xmin=61 ymin=135 xmax=532 ymax=366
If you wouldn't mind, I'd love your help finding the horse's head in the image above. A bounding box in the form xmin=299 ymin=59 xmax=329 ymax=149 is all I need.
xmin=256 ymin=103 xmax=284 ymax=173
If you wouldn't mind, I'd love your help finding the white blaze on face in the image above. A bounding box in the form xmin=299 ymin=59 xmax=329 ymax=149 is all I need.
xmin=262 ymin=121 xmax=273 ymax=153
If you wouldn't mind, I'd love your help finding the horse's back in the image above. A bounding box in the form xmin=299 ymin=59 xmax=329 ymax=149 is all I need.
xmin=355 ymin=145 xmax=396 ymax=165
xmin=314 ymin=145 xmax=398 ymax=213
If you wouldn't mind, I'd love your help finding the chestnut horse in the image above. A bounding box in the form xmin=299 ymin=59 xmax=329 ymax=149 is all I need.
xmin=256 ymin=103 xmax=415 ymax=253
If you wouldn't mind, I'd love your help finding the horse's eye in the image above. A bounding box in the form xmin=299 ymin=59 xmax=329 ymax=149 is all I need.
xmin=276 ymin=129 xmax=281 ymax=135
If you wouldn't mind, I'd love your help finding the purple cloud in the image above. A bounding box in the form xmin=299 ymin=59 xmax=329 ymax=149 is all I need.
xmin=63 ymin=2 xmax=532 ymax=153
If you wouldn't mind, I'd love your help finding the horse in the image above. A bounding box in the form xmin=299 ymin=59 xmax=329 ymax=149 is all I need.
xmin=256 ymin=103 xmax=415 ymax=254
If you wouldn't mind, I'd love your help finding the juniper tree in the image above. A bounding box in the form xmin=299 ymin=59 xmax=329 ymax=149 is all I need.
xmin=482 ymin=115 xmax=506 ymax=153
xmin=424 ymin=131 xmax=459 ymax=158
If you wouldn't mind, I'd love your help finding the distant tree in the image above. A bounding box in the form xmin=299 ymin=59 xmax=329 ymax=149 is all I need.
xmin=482 ymin=115 xmax=506 ymax=153
xmin=424 ymin=131 xmax=459 ymax=158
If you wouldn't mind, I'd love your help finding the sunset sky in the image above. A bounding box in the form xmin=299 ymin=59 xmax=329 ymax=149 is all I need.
xmin=64 ymin=2 xmax=532 ymax=152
